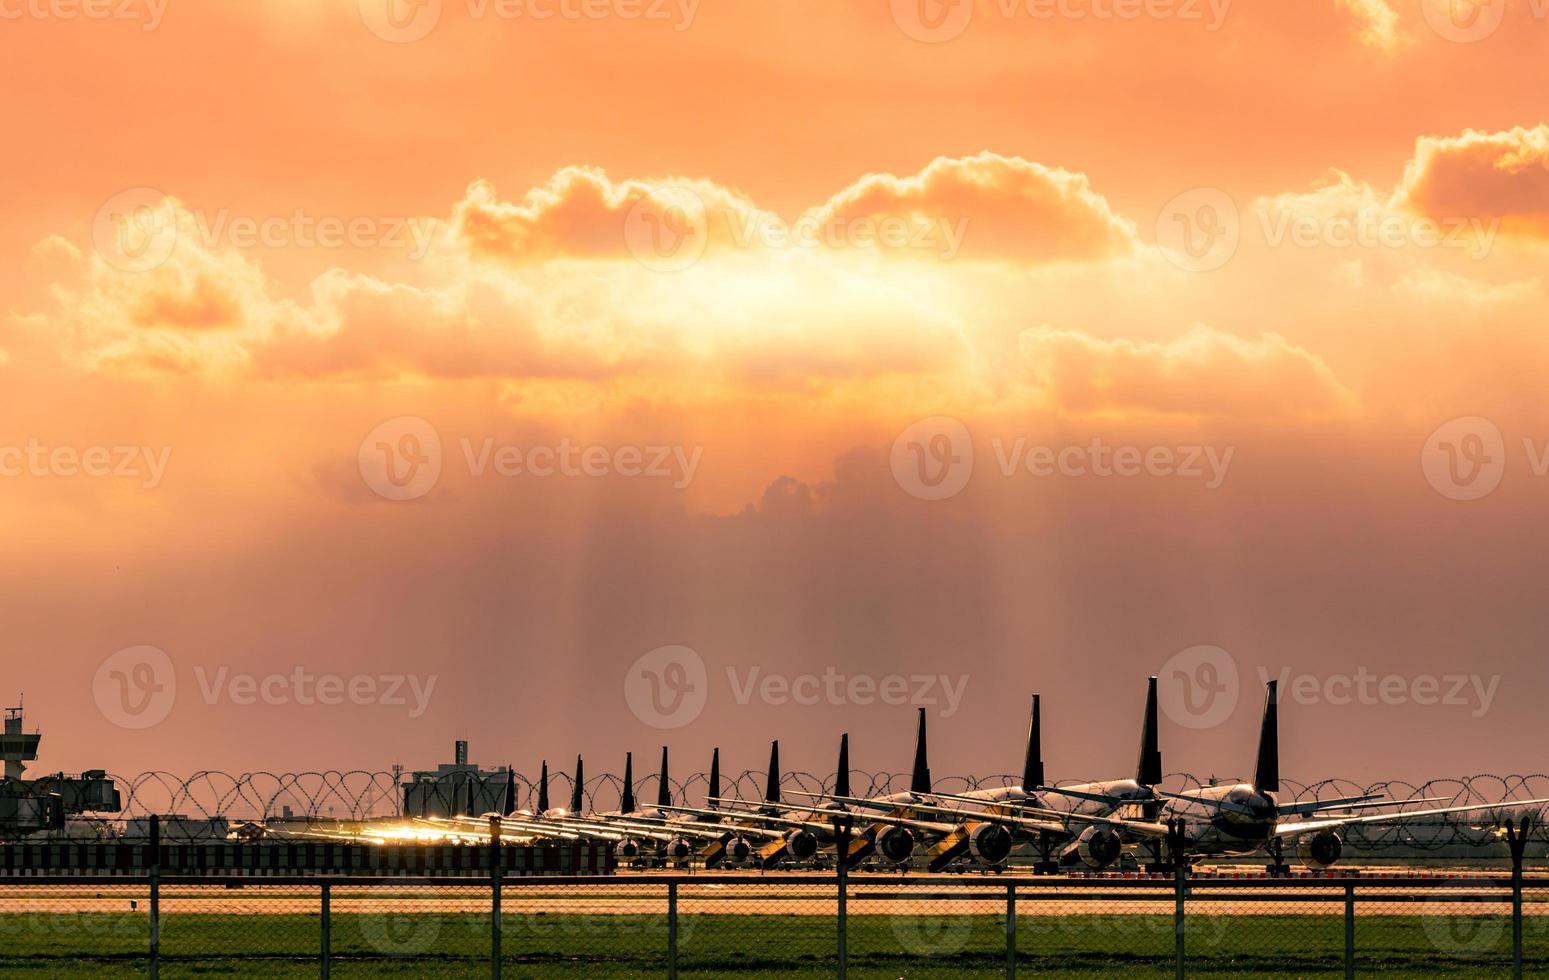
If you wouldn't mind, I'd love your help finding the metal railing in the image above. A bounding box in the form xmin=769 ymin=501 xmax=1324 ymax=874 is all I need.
xmin=5 ymin=857 xmax=1548 ymax=976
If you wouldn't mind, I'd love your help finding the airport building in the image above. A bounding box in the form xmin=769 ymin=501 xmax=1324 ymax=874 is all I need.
xmin=0 ymin=702 xmax=121 ymax=840
xmin=400 ymin=740 xmax=513 ymax=818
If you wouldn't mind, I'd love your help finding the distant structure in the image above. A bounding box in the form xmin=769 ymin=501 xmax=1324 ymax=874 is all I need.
xmin=122 ymin=814 xmax=230 ymax=843
xmin=401 ymin=739 xmax=513 ymax=818
xmin=0 ymin=699 xmax=121 ymax=839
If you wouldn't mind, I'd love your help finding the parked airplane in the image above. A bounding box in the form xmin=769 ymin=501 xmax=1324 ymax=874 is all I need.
xmin=975 ymin=681 xmax=1549 ymax=871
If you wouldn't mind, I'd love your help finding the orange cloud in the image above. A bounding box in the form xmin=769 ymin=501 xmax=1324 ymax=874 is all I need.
xmin=24 ymin=195 xmax=970 ymax=386
xmin=1396 ymin=126 xmax=1549 ymax=235
xmin=1335 ymin=0 xmax=1403 ymax=52
xmin=803 ymin=152 xmax=1136 ymax=263
xmin=1018 ymin=324 xmax=1354 ymax=417
xmin=453 ymin=168 xmax=766 ymax=264
xmin=452 ymin=154 xmax=1134 ymax=265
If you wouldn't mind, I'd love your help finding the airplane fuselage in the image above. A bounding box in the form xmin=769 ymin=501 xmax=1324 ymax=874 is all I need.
xmin=1162 ymin=783 xmax=1280 ymax=856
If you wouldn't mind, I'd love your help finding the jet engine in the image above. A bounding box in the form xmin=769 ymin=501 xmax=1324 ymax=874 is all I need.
xmin=1296 ymin=831 xmax=1343 ymax=870
xmin=875 ymin=825 xmax=916 ymax=865
xmin=665 ymin=838 xmax=693 ymax=862
xmin=1075 ymin=827 xmax=1122 ymax=869
xmin=726 ymin=836 xmax=752 ymax=863
xmin=786 ymin=829 xmax=819 ymax=861
xmin=617 ymin=837 xmax=640 ymax=859
xmin=968 ymin=823 xmax=1014 ymax=865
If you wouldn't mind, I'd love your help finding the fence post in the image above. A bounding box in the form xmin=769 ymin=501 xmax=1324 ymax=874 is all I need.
xmin=490 ymin=816 xmax=503 ymax=980
xmin=1343 ymin=883 xmax=1354 ymax=980
xmin=1005 ymin=881 xmax=1016 ymax=979
xmin=1507 ymin=817 xmax=1530 ymax=980
xmin=1170 ymin=820 xmax=1185 ymax=980
xmin=321 ymin=882 xmax=331 ymax=980
xmin=149 ymin=813 xmax=160 ymax=980
xmin=835 ymin=816 xmax=851 ymax=980
xmin=667 ymin=881 xmax=679 ymax=980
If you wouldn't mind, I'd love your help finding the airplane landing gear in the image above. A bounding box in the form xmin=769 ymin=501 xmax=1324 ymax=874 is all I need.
xmin=1266 ymin=837 xmax=1291 ymax=877
xmin=1032 ymin=833 xmax=1059 ymax=875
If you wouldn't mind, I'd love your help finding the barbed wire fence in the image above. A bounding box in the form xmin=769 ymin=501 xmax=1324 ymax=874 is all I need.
xmin=17 ymin=770 xmax=1549 ymax=854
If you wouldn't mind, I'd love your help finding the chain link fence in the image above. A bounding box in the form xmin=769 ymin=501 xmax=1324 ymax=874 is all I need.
xmin=4 ymin=871 xmax=1547 ymax=977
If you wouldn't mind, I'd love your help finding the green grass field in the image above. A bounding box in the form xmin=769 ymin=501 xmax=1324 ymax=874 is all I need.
xmin=1 ymin=911 xmax=1542 ymax=978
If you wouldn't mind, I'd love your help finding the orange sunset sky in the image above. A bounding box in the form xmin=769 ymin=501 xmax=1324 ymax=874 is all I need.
xmin=3 ymin=0 xmax=1549 ymax=787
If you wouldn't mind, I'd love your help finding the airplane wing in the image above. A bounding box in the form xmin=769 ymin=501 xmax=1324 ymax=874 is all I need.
xmin=1275 ymin=798 xmax=1549 ymax=838
xmin=1036 ymin=786 xmax=1140 ymax=808
xmin=891 ymin=799 xmax=1071 ymax=836
xmin=1008 ymin=805 xmax=1173 ymax=839
xmin=782 ymin=790 xmax=899 ymax=813
xmin=650 ymin=804 xmax=805 ymax=839
xmin=1275 ymin=796 xmax=1444 ymax=817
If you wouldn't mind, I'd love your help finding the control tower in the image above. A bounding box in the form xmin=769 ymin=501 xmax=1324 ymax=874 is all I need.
xmin=1 ymin=702 xmax=41 ymax=781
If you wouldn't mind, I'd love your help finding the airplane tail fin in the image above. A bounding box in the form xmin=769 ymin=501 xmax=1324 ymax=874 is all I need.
xmin=504 ymin=764 xmax=518 ymax=816
xmin=1253 ymin=680 xmax=1280 ymax=793
xmin=536 ymin=761 xmax=549 ymax=814
xmin=657 ymin=746 xmax=672 ymax=809
xmin=570 ymin=755 xmax=584 ymax=814
xmin=836 ymin=733 xmax=851 ymax=799
xmin=910 ymin=707 xmax=932 ymax=795
xmin=764 ymin=741 xmax=781 ymax=805
xmin=1136 ymin=676 xmax=1162 ymax=787
xmin=1022 ymin=695 xmax=1044 ymax=791
xmin=620 ymin=752 xmax=636 ymax=814
xmin=708 ymin=748 xmax=720 ymax=808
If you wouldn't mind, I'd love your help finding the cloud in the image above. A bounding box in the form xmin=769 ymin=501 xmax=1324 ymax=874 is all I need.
xmin=452 ymin=168 xmax=768 ymax=264
xmin=1018 ymin=324 xmax=1355 ymax=417
xmin=452 ymin=154 xmax=1136 ymax=265
xmin=1396 ymin=126 xmax=1549 ymax=236
xmin=26 ymin=195 xmax=969 ymax=386
xmin=1253 ymin=168 xmax=1388 ymax=222
xmin=27 ymin=202 xmax=293 ymax=375
xmin=802 ymin=152 xmax=1137 ymax=263
xmin=1335 ymin=0 xmax=1403 ymax=52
